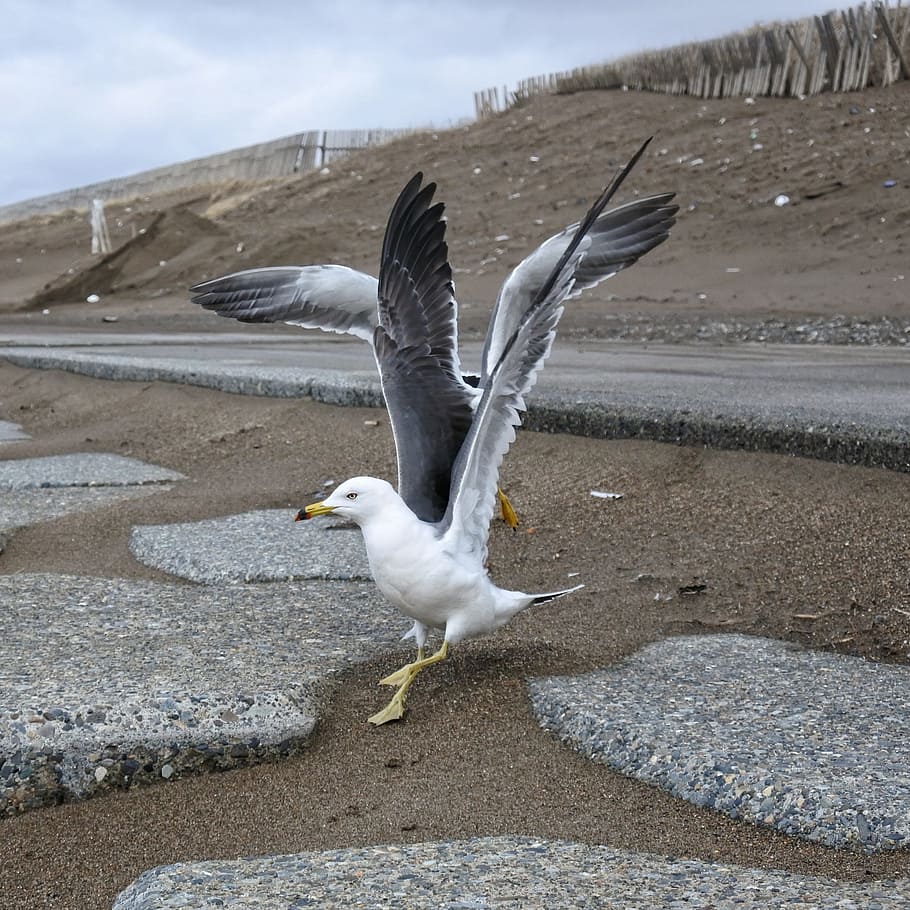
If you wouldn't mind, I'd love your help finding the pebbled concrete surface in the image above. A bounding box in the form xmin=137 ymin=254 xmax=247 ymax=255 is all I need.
xmin=2 ymin=336 xmax=909 ymax=472
xmin=113 ymin=836 xmax=910 ymax=910
xmin=129 ymin=510 xmax=371 ymax=583
xmin=0 ymin=573 xmax=399 ymax=815
xmin=0 ymin=452 xmax=183 ymax=490
xmin=0 ymin=453 xmax=182 ymax=555
xmin=529 ymin=635 xmax=910 ymax=852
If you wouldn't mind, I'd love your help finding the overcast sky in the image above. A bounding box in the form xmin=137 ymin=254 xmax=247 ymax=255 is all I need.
xmin=1 ymin=0 xmax=836 ymax=206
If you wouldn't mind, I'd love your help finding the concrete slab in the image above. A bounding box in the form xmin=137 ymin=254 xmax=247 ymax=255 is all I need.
xmin=0 ymin=573 xmax=399 ymax=816
xmin=112 ymin=835 xmax=910 ymax=909
xmin=0 ymin=452 xmax=183 ymax=490
xmin=129 ymin=510 xmax=371 ymax=583
xmin=0 ymin=453 xmax=183 ymax=554
xmin=529 ymin=635 xmax=910 ymax=852
xmin=3 ymin=337 xmax=909 ymax=471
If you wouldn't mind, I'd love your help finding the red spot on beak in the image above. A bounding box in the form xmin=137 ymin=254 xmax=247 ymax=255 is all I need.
xmin=294 ymin=509 xmax=308 ymax=521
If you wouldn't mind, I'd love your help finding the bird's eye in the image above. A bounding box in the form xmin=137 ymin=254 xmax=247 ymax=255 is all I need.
xmin=346 ymin=492 xmax=358 ymax=500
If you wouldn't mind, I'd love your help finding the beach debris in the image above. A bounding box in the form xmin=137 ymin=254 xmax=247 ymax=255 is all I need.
xmin=774 ymin=194 xmax=790 ymax=207
xmin=86 ymin=293 xmax=100 ymax=303
xmin=590 ymin=490 xmax=623 ymax=500
xmin=884 ymin=180 xmax=896 ymax=188
xmin=679 ymin=583 xmax=708 ymax=596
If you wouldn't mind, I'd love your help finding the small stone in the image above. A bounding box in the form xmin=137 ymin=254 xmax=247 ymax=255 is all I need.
xmin=161 ymin=764 xmax=175 ymax=779
xmin=95 ymin=766 xmax=108 ymax=783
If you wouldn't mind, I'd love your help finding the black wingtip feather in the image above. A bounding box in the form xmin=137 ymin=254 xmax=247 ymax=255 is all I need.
xmin=531 ymin=137 xmax=653 ymax=311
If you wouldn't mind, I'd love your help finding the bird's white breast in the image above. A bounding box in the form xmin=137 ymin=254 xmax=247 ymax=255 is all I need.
xmin=360 ymin=517 xmax=491 ymax=632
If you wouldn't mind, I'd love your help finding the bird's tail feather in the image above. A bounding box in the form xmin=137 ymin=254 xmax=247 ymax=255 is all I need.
xmin=530 ymin=583 xmax=584 ymax=606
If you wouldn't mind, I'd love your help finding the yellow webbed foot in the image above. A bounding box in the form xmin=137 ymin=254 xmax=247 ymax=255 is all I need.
xmin=497 ymin=487 xmax=519 ymax=529
xmin=368 ymin=694 xmax=406 ymax=725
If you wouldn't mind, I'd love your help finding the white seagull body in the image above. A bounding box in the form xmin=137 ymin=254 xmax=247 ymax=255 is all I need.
xmin=284 ymin=140 xmax=666 ymax=725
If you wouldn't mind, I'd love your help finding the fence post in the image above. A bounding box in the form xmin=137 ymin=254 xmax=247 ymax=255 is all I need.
xmin=874 ymin=2 xmax=910 ymax=80
xmin=90 ymin=199 xmax=111 ymax=255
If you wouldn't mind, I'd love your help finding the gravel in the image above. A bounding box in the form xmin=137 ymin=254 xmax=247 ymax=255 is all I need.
xmin=529 ymin=634 xmax=910 ymax=852
xmin=112 ymin=835 xmax=910 ymax=909
xmin=0 ymin=573 xmax=400 ymax=815
xmin=565 ymin=314 xmax=910 ymax=346
xmin=129 ymin=510 xmax=371 ymax=583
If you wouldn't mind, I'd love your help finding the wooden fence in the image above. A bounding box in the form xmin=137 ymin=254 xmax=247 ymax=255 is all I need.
xmin=0 ymin=127 xmax=414 ymax=225
xmin=474 ymin=1 xmax=910 ymax=117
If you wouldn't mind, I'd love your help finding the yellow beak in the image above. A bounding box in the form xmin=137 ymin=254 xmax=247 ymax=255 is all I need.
xmin=295 ymin=501 xmax=336 ymax=521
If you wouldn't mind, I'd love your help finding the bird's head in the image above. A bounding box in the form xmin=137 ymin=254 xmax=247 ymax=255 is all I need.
xmin=295 ymin=476 xmax=397 ymax=526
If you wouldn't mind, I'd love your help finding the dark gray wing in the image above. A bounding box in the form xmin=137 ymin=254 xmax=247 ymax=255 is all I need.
xmin=442 ymin=140 xmax=653 ymax=562
xmin=480 ymin=192 xmax=677 ymax=380
xmin=374 ymin=173 xmax=475 ymax=523
xmin=189 ymin=265 xmax=378 ymax=343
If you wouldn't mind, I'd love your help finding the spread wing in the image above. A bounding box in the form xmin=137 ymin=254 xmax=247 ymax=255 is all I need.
xmin=373 ymin=173 xmax=475 ymax=523
xmin=480 ymin=192 xmax=678 ymax=380
xmin=441 ymin=140 xmax=653 ymax=562
xmin=189 ymin=265 xmax=379 ymax=342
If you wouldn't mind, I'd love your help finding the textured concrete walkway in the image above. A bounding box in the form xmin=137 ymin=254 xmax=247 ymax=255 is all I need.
xmin=4 ymin=337 xmax=909 ymax=907
xmin=0 ymin=453 xmax=182 ymax=554
xmin=129 ymin=509 xmax=371 ymax=583
xmin=529 ymin=635 xmax=910 ymax=852
xmin=113 ymin=836 xmax=910 ymax=910
xmin=3 ymin=332 xmax=909 ymax=471
xmin=0 ymin=572 xmax=397 ymax=815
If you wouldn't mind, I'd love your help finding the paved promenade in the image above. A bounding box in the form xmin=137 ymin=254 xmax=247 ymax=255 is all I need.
xmin=1 ymin=330 xmax=908 ymax=908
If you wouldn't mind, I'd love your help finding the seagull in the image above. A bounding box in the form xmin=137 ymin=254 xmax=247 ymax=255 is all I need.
xmin=189 ymin=171 xmax=677 ymax=527
xmin=294 ymin=139 xmax=660 ymax=725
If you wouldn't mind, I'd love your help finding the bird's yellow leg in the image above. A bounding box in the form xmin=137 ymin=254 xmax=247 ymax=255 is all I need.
xmin=368 ymin=642 xmax=449 ymax=726
xmin=497 ymin=487 xmax=519 ymax=529
xmin=379 ymin=645 xmax=424 ymax=687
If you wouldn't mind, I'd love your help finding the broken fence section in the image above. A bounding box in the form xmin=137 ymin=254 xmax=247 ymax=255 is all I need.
xmin=474 ymin=1 xmax=910 ymax=118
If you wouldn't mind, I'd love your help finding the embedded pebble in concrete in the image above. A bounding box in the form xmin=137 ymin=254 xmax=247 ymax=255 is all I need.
xmin=529 ymin=635 xmax=910 ymax=852
xmin=0 ymin=452 xmax=183 ymax=490
xmin=0 ymin=573 xmax=400 ymax=815
xmin=112 ymin=835 xmax=910 ymax=910
xmin=0 ymin=420 xmax=29 ymax=443
xmin=129 ymin=510 xmax=371 ymax=583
